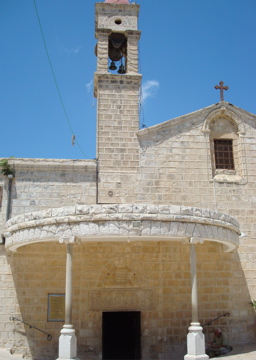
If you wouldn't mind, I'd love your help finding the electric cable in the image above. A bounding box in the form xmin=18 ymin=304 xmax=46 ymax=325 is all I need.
xmin=138 ymin=43 xmax=146 ymax=129
xmin=33 ymin=0 xmax=88 ymax=158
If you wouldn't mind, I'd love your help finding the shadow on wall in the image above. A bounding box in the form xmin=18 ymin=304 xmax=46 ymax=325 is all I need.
xmin=7 ymin=243 xmax=66 ymax=360
xmin=4 ymin=241 xmax=256 ymax=360
xmin=197 ymin=243 xmax=256 ymax=346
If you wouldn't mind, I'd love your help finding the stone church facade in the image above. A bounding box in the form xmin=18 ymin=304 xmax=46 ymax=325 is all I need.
xmin=0 ymin=1 xmax=256 ymax=360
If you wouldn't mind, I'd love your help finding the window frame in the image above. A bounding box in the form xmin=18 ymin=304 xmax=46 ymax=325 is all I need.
xmin=213 ymin=139 xmax=235 ymax=170
xmin=202 ymin=106 xmax=247 ymax=184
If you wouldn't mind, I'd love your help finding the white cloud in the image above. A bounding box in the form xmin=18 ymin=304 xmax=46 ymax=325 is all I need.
xmin=64 ymin=46 xmax=82 ymax=54
xmin=86 ymin=79 xmax=93 ymax=93
xmin=71 ymin=46 xmax=81 ymax=54
xmin=141 ymin=80 xmax=160 ymax=103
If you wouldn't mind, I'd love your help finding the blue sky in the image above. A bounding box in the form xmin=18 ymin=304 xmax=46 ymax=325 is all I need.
xmin=1 ymin=0 xmax=256 ymax=160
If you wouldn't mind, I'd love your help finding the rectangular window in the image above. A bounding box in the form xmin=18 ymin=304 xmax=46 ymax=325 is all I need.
xmin=214 ymin=139 xmax=235 ymax=170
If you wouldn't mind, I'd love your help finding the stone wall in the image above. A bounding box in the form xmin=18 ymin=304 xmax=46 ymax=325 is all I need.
xmin=95 ymin=74 xmax=141 ymax=203
xmin=2 ymin=241 xmax=255 ymax=360
xmin=0 ymin=103 xmax=255 ymax=358
xmin=0 ymin=159 xmax=97 ymax=224
xmin=137 ymin=103 xmax=256 ymax=303
xmin=0 ymin=159 xmax=97 ymax=358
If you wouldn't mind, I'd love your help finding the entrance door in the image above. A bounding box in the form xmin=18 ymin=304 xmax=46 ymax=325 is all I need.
xmin=102 ymin=311 xmax=141 ymax=360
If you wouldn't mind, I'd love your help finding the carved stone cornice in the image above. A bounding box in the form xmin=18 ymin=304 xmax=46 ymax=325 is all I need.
xmin=5 ymin=204 xmax=240 ymax=253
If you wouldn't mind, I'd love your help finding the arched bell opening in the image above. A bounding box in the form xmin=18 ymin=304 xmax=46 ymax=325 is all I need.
xmin=108 ymin=32 xmax=127 ymax=74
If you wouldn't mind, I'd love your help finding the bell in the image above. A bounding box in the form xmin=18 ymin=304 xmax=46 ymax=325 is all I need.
xmin=109 ymin=48 xmax=122 ymax=62
xmin=110 ymin=33 xmax=125 ymax=49
xmin=118 ymin=64 xmax=126 ymax=74
xmin=109 ymin=61 xmax=117 ymax=71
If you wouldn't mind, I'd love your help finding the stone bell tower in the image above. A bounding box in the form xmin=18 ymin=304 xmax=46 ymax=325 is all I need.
xmin=94 ymin=0 xmax=141 ymax=204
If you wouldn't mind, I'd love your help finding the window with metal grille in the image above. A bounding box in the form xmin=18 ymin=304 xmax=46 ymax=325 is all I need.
xmin=214 ymin=139 xmax=235 ymax=170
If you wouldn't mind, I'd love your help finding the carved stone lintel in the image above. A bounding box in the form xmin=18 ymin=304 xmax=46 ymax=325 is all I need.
xmin=89 ymin=289 xmax=155 ymax=311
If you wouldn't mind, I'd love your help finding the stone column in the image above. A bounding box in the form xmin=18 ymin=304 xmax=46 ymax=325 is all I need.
xmin=125 ymin=30 xmax=141 ymax=74
xmin=184 ymin=237 xmax=209 ymax=360
xmin=57 ymin=236 xmax=79 ymax=360
xmin=96 ymin=30 xmax=111 ymax=73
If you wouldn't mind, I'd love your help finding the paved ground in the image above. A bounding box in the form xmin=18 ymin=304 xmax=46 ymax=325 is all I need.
xmin=0 ymin=348 xmax=23 ymax=359
xmin=215 ymin=343 xmax=256 ymax=360
xmin=0 ymin=344 xmax=256 ymax=360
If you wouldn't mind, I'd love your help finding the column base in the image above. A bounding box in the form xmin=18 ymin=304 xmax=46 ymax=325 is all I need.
xmin=184 ymin=322 xmax=209 ymax=360
xmin=56 ymin=324 xmax=79 ymax=360
xmin=184 ymin=356 xmax=209 ymax=360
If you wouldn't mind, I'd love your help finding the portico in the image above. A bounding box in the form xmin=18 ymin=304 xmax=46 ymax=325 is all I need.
xmin=5 ymin=204 xmax=239 ymax=360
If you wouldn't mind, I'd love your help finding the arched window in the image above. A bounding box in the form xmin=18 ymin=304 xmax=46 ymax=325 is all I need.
xmin=202 ymin=106 xmax=246 ymax=183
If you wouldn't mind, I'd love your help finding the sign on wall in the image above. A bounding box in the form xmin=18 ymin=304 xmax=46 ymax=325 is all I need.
xmin=47 ymin=294 xmax=65 ymax=322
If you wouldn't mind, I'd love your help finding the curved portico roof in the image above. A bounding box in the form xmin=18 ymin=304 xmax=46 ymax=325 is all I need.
xmin=4 ymin=204 xmax=240 ymax=252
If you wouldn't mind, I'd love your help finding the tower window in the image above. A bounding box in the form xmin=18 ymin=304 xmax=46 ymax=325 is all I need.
xmin=108 ymin=32 xmax=127 ymax=74
xmin=214 ymin=139 xmax=235 ymax=170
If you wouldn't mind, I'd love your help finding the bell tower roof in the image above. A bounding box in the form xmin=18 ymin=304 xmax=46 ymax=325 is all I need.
xmin=104 ymin=0 xmax=130 ymax=3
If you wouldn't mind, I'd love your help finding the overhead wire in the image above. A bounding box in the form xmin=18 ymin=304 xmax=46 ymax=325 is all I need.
xmin=138 ymin=22 xmax=146 ymax=129
xmin=139 ymin=49 xmax=147 ymax=129
xmin=33 ymin=0 xmax=88 ymax=158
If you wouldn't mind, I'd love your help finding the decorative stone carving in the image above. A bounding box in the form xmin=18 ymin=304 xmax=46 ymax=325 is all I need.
xmin=96 ymin=3 xmax=139 ymax=31
xmin=202 ymin=107 xmax=245 ymax=135
xmin=5 ymin=204 xmax=240 ymax=252
xmin=97 ymin=256 xmax=147 ymax=288
xmin=89 ymin=289 xmax=155 ymax=311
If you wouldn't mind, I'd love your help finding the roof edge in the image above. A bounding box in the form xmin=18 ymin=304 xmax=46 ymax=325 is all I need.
xmin=137 ymin=101 xmax=256 ymax=138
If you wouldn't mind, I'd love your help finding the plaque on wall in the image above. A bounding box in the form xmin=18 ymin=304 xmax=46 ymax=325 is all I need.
xmin=47 ymin=294 xmax=65 ymax=322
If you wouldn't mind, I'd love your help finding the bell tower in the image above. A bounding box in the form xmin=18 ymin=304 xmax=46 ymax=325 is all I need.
xmin=94 ymin=0 xmax=142 ymax=203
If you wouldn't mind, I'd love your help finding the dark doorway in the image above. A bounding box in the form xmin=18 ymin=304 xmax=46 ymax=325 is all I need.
xmin=102 ymin=311 xmax=141 ymax=360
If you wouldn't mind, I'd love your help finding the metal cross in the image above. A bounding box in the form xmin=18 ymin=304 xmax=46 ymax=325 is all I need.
xmin=214 ymin=81 xmax=229 ymax=101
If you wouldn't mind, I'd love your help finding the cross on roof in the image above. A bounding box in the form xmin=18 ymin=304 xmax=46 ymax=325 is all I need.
xmin=214 ymin=81 xmax=229 ymax=101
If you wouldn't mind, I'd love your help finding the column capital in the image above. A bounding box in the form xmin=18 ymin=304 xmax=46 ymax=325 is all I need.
xmin=125 ymin=30 xmax=141 ymax=39
xmin=190 ymin=237 xmax=204 ymax=244
xmin=59 ymin=236 xmax=80 ymax=245
xmin=95 ymin=28 xmax=112 ymax=38
xmin=182 ymin=237 xmax=204 ymax=245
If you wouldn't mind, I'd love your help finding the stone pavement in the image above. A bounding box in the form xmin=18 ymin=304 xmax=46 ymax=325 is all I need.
xmin=0 ymin=344 xmax=256 ymax=360
xmin=215 ymin=343 xmax=256 ymax=360
xmin=0 ymin=348 xmax=23 ymax=359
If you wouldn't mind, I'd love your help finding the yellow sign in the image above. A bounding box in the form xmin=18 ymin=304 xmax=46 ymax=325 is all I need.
xmin=48 ymin=294 xmax=65 ymax=322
